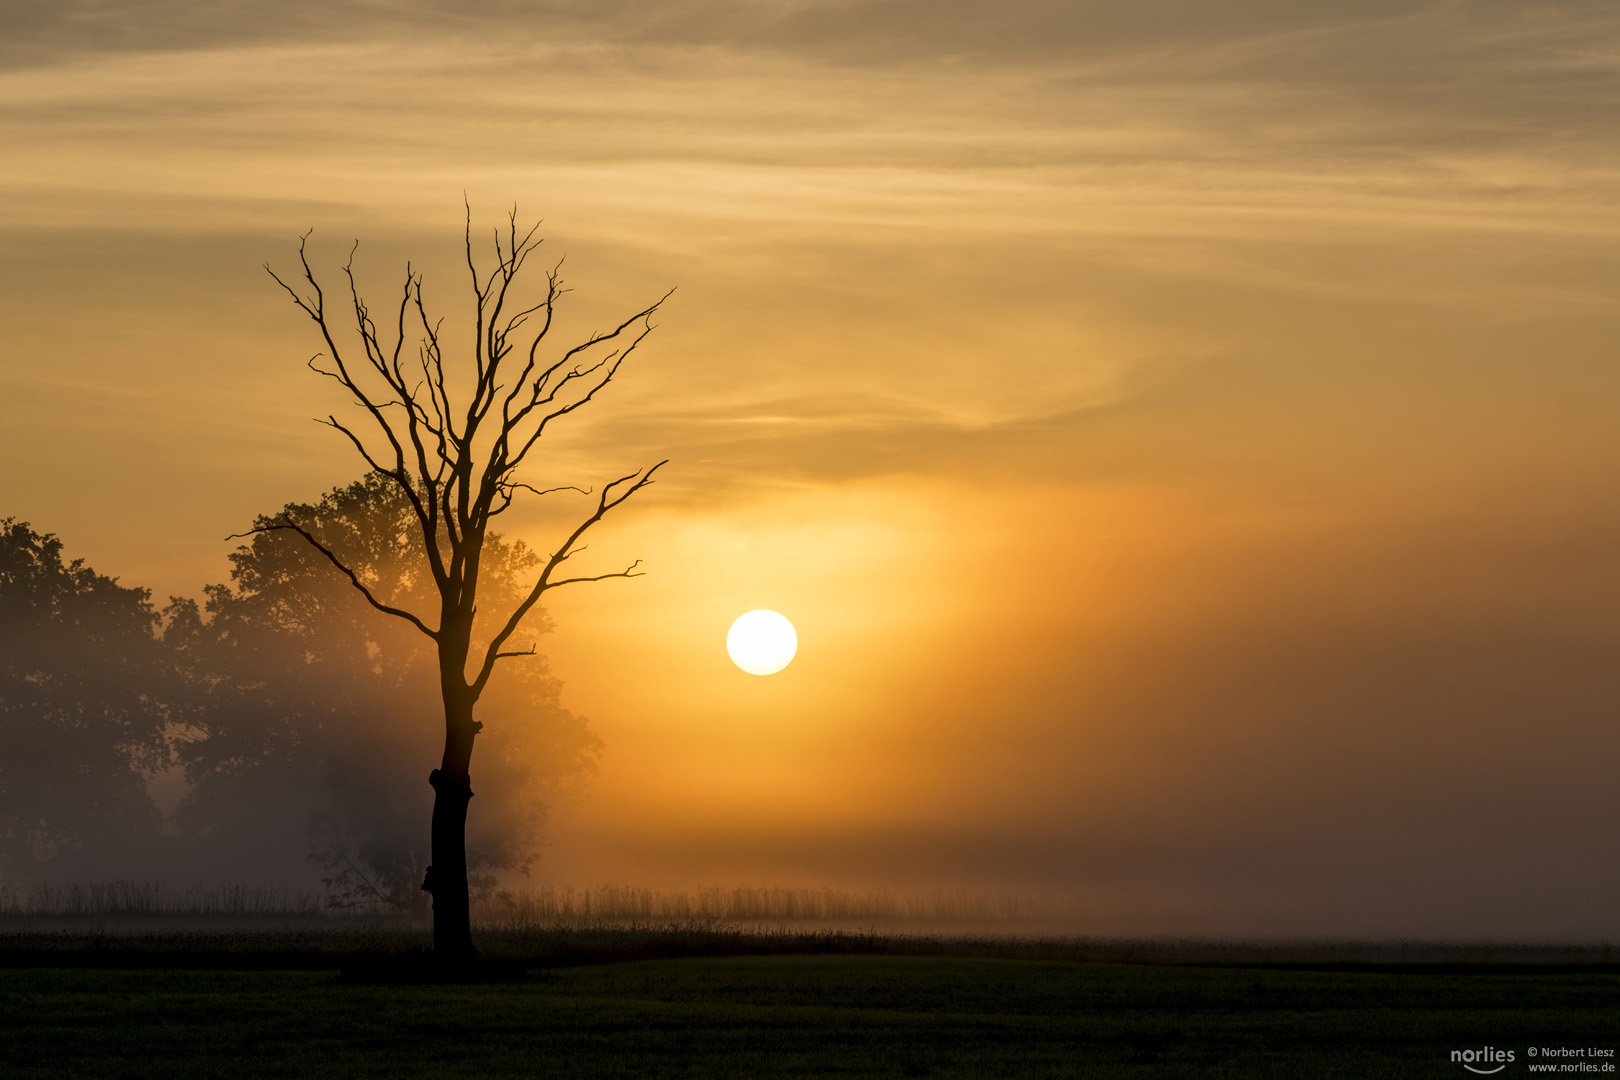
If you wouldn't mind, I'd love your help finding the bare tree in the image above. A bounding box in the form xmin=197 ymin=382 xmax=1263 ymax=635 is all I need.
xmin=247 ymin=208 xmax=669 ymax=957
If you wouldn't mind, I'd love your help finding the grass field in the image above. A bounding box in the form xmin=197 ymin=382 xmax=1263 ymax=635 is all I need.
xmin=2 ymin=948 xmax=1615 ymax=1078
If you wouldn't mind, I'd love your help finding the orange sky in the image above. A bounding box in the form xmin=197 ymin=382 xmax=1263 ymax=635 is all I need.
xmin=3 ymin=1 xmax=1619 ymax=937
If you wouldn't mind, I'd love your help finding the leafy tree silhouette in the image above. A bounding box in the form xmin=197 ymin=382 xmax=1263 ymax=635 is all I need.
xmin=250 ymin=210 xmax=667 ymax=956
xmin=168 ymin=475 xmax=600 ymax=914
xmin=0 ymin=520 xmax=170 ymax=881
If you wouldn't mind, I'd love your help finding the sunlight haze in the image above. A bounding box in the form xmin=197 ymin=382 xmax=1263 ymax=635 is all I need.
xmin=2 ymin=0 xmax=1618 ymax=939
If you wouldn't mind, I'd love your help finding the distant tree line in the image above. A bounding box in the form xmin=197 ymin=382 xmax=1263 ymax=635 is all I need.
xmin=0 ymin=475 xmax=599 ymax=912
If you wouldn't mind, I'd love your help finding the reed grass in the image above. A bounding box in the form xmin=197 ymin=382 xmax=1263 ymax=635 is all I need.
xmin=0 ymin=881 xmax=1084 ymax=925
xmin=1 ymin=882 xmax=1614 ymax=971
xmin=472 ymin=884 xmax=1071 ymax=925
xmin=0 ymin=881 xmax=323 ymax=918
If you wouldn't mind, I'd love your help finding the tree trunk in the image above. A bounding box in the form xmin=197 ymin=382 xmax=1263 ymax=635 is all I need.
xmin=424 ymin=666 xmax=481 ymax=959
xmin=425 ymin=767 xmax=476 ymax=958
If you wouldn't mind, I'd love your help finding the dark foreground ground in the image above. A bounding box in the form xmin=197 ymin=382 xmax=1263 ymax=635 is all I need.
xmin=0 ymin=927 xmax=1615 ymax=1078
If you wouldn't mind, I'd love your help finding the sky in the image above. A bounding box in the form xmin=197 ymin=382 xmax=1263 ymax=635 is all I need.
xmin=2 ymin=0 xmax=1619 ymax=938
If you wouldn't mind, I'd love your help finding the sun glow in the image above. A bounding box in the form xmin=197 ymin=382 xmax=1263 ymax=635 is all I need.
xmin=726 ymin=610 xmax=798 ymax=676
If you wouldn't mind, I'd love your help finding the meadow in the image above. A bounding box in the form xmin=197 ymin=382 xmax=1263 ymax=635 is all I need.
xmin=1 ymin=885 xmax=1614 ymax=1078
xmin=3 ymin=954 xmax=1615 ymax=1078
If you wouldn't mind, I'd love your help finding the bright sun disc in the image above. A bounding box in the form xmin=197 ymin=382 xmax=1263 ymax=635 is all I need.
xmin=726 ymin=610 xmax=798 ymax=675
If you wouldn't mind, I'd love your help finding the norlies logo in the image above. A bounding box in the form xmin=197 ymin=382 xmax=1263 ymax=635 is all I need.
xmin=1453 ymin=1047 xmax=1516 ymax=1074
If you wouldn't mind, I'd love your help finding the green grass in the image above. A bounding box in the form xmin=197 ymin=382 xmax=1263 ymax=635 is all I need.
xmin=2 ymin=956 xmax=1613 ymax=1078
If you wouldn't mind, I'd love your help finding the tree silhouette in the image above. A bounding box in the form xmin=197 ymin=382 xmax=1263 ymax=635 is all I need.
xmin=171 ymin=474 xmax=599 ymax=915
xmin=0 ymin=520 xmax=171 ymax=881
xmin=252 ymin=210 xmax=667 ymax=956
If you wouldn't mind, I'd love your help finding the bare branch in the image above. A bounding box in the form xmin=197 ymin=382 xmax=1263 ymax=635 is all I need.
xmin=501 ymin=308 xmax=665 ymax=476
xmin=227 ymin=519 xmax=439 ymax=641
xmin=544 ymin=560 xmax=645 ymax=591
xmin=319 ymin=416 xmax=394 ymax=478
xmin=269 ymin=213 xmax=670 ymax=725
xmin=509 ymin=481 xmax=590 ymax=498
xmin=470 ymin=460 xmax=665 ymax=696
xmin=267 ymin=235 xmax=417 ymax=500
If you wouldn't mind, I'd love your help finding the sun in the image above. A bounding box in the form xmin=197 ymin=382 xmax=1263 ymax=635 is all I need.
xmin=726 ymin=610 xmax=798 ymax=675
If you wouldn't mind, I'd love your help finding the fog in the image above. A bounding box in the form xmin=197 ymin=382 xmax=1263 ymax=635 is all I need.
xmin=1 ymin=481 xmax=597 ymax=915
xmin=2 ymin=0 xmax=1618 ymax=939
